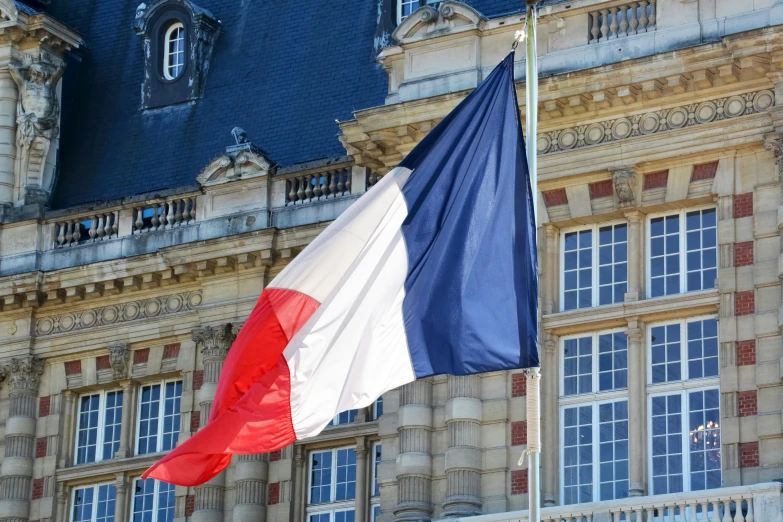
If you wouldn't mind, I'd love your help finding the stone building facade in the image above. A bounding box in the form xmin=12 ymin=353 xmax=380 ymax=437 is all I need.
xmin=0 ymin=1 xmax=782 ymax=522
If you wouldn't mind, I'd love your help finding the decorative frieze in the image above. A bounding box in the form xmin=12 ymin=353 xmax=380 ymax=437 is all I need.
xmin=34 ymin=291 xmax=202 ymax=336
xmin=537 ymin=90 xmax=774 ymax=155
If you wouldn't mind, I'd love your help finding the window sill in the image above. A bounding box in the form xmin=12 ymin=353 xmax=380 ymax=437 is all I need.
xmin=56 ymin=454 xmax=162 ymax=483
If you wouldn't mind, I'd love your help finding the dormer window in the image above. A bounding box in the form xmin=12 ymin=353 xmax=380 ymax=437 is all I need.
xmin=162 ymin=22 xmax=185 ymax=80
xmin=398 ymin=0 xmax=422 ymax=24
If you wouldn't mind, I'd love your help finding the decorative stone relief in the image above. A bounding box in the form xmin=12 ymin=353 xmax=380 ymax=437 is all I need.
xmin=197 ymin=130 xmax=273 ymax=186
xmin=537 ymin=89 xmax=775 ymax=155
xmin=192 ymin=323 xmax=237 ymax=360
xmin=34 ymin=291 xmax=202 ymax=336
xmin=10 ymin=51 xmax=66 ymax=205
xmin=6 ymin=356 xmax=44 ymax=392
xmin=108 ymin=342 xmax=131 ymax=379
xmin=763 ymin=133 xmax=783 ymax=177
xmin=392 ymin=1 xmax=485 ymax=44
xmin=612 ymin=167 xmax=637 ymax=208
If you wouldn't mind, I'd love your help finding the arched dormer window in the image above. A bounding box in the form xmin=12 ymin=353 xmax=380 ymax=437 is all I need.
xmin=162 ymin=21 xmax=185 ymax=80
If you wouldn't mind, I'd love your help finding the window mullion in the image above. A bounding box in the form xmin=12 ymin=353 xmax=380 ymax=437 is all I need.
xmin=681 ymin=389 xmax=689 ymax=493
xmin=91 ymin=485 xmax=98 ymax=522
xmin=98 ymin=392 xmax=107 ymax=462
xmin=592 ymin=402 xmax=600 ymax=502
xmin=156 ymin=386 xmax=165 ymax=453
xmin=680 ymin=320 xmax=688 ymax=382
xmin=592 ymin=225 xmax=600 ymax=308
xmin=331 ymin=449 xmax=338 ymax=503
xmin=680 ymin=210 xmax=687 ymax=294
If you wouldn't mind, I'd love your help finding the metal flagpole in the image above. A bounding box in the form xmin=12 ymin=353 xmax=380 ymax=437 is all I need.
xmin=522 ymin=2 xmax=541 ymax=522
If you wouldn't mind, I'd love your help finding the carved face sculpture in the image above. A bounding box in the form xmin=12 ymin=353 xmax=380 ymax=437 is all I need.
xmin=29 ymin=63 xmax=48 ymax=83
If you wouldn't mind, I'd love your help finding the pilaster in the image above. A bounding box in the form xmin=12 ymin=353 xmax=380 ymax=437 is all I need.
xmin=58 ymin=390 xmax=75 ymax=469
xmin=355 ymin=437 xmax=369 ymax=522
xmin=627 ymin=318 xmax=647 ymax=497
xmin=541 ymin=336 xmax=558 ymax=507
xmin=394 ymin=379 xmax=433 ymax=522
xmin=292 ymin=446 xmax=306 ymax=522
xmin=114 ymin=473 xmax=129 ymax=522
xmin=624 ymin=210 xmax=644 ymax=302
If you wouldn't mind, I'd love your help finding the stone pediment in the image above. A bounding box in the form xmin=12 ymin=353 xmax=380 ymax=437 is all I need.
xmin=392 ymin=1 xmax=485 ymax=45
xmin=197 ymin=145 xmax=273 ymax=187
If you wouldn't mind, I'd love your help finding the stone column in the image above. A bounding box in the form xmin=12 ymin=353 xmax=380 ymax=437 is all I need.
xmin=541 ymin=336 xmax=558 ymax=507
xmin=292 ymin=446 xmax=305 ymax=522
xmin=442 ymin=375 xmax=482 ymax=517
xmin=0 ymin=356 xmax=43 ymax=522
xmin=393 ymin=379 xmax=433 ymax=522
xmin=624 ymin=211 xmax=643 ymax=301
xmin=0 ymin=70 xmax=17 ymax=205
xmin=58 ymin=390 xmax=76 ymax=469
xmin=234 ymin=454 xmax=268 ymax=522
xmin=55 ymin=482 xmax=68 ymax=522
xmin=114 ymin=473 xmax=128 ymax=522
xmin=626 ymin=319 xmax=646 ymax=497
xmin=355 ymin=437 xmax=369 ymax=522
xmin=115 ymin=380 xmax=134 ymax=458
xmin=191 ymin=324 xmax=236 ymax=522
xmin=543 ymin=225 xmax=558 ymax=314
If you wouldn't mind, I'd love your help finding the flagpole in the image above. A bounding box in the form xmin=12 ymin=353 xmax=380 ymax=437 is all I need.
xmin=523 ymin=3 xmax=542 ymax=522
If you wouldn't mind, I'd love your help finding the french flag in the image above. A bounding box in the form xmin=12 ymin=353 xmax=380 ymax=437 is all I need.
xmin=144 ymin=53 xmax=538 ymax=487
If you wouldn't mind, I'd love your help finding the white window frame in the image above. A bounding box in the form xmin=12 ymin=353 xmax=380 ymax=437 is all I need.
xmin=560 ymin=220 xmax=629 ymax=312
xmin=307 ymin=445 xmax=358 ymax=522
xmin=330 ymin=409 xmax=358 ymax=427
xmin=130 ymin=477 xmax=176 ymax=522
xmin=647 ymin=386 xmax=722 ymax=494
xmin=134 ymin=379 xmax=183 ymax=456
xmin=371 ymin=505 xmax=381 ymax=522
xmin=371 ymin=442 xmax=382 ymax=497
xmin=559 ymin=328 xmax=629 ymax=400
xmin=559 ymin=397 xmax=630 ymax=504
xmin=372 ymin=396 xmax=383 ymax=420
xmin=71 ymin=482 xmax=116 ymax=522
xmin=397 ymin=0 xmax=421 ymax=25
xmin=162 ymin=22 xmax=185 ymax=80
xmin=75 ymin=389 xmax=123 ymax=465
xmin=307 ymin=508 xmax=356 ymax=522
xmin=646 ymin=316 xmax=720 ymax=386
xmin=646 ymin=206 xmax=717 ymax=299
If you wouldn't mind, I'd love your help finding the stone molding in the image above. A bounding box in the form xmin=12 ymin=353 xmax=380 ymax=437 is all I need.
xmin=197 ymin=144 xmax=274 ymax=187
xmin=391 ymin=1 xmax=485 ymax=44
xmin=5 ymin=356 xmax=43 ymax=393
xmin=34 ymin=291 xmax=202 ymax=336
xmin=107 ymin=342 xmax=130 ymax=379
xmin=537 ymin=90 xmax=774 ymax=155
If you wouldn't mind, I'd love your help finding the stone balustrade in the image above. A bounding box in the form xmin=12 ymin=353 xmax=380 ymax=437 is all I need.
xmin=52 ymin=210 xmax=119 ymax=248
xmin=451 ymin=483 xmax=782 ymax=522
xmin=589 ymin=1 xmax=657 ymax=44
xmin=285 ymin=167 xmax=352 ymax=205
xmin=132 ymin=196 xmax=198 ymax=233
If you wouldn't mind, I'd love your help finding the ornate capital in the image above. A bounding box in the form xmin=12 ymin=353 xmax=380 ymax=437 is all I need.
xmin=108 ymin=342 xmax=130 ymax=379
xmin=6 ymin=356 xmax=44 ymax=392
xmin=764 ymin=132 xmax=783 ymax=177
xmin=192 ymin=323 xmax=237 ymax=360
xmin=611 ymin=167 xmax=637 ymax=208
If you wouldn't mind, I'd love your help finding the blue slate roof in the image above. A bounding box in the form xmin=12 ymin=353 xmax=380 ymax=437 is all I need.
xmin=46 ymin=0 xmax=524 ymax=209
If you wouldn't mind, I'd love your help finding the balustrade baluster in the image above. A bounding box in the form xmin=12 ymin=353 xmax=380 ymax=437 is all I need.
xmin=733 ymin=500 xmax=745 ymax=522
xmin=648 ymin=0 xmax=656 ymax=28
xmin=64 ymin=221 xmax=73 ymax=245
xmin=72 ymin=219 xmax=81 ymax=243
xmin=190 ymin=198 xmax=197 ymax=222
xmin=326 ymin=171 xmax=335 ymax=197
xmin=590 ymin=11 xmax=600 ymax=43
xmin=175 ymin=199 xmax=184 ymax=225
xmin=722 ymin=501 xmax=732 ymax=522
xmin=711 ymin=501 xmax=721 ymax=522
xmin=744 ymin=499 xmax=753 ymax=522
xmin=619 ymin=7 xmax=628 ymax=36
xmin=110 ymin=212 xmax=117 ymax=237
xmin=638 ymin=1 xmax=649 ymax=31
xmin=700 ymin=502 xmax=710 ymax=522
xmin=152 ymin=206 xmax=160 ymax=229
xmin=184 ymin=198 xmax=193 ymax=223
xmin=599 ymin=9 xmax=610 ymax=40
xmin=609 ymin=7 xmax=619 ymax=38
xmin=296 ymin=176 xmax=306 ymax=202
xmin=166 ymin=201 xmax=175 ymax=228
xmin=344 ymin=169 xmax=351 ymax=193
xmin=314 ymin=174 xmax=323 ymax=198
xmin=97 ymin=215 xmax=106 ymax=239
xmin=88 ymin=216 xmax=97 ymax=240
xmin=304 ymin=174 xmax=314 ymax=201
xmin=287 ymin=179 xmax=296 ymax=204
xmin=135 ymin=208 xmax=144 ymax=232
xmin=628 ymin=3 xmax=639 ymax=34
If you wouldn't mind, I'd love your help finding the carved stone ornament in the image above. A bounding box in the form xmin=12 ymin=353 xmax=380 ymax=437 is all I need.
xmin=192 ymin=323 xmax=237 ymax=360
xmin=392 ymin=1 xmax=486 ymax=44
xmin=108 ymin=342 xmax=131 ymax=379
xmin=612 ymin=168 xmax=637 ymax=208
xmin=5 ymin=356 xmax=44 ymax=392
xmin=764 ymin=133 xmax=783 ymax=177
xmin=197 ymin=131 xmax=274 ymax=186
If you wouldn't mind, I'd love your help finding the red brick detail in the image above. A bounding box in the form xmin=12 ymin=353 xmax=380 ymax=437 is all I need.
xmin=511 ymin=470 xmax=528 ymax=495
xmin=193 ymin=370 xmax=204 ymax=391
xmin=735 ymin=290 xmax=755 ymax=316
xmin=589 ymin=180 xmax=613 ymax=199
xmin=734 ymin=193 xmax=753 ymax=219
xmin=185 ymin=495 xmax=195 ymax=517
xmin=96 ymin=355 xmax=112 ymax=370
xmin=163 ymin=343 xmax=181 ymax=360
xmin=643 ymin=170 xmax=669 ymax=190
xmin=511 ymin=421 xmax=527 ymax=446
xmin=39 ymin=396 xmax=51 ymax=417
xmin=35 ymin=437 xmax=47 ymax=459
xmin=740 ymin=441 xmax=759 ymax=468
xmin=542 ymin=188 xmax=568 ymax=207
xmin=270 ymin=450 xmax=282 ymax=462
xmin=511 ymin=373 xmax=527 ymax=398
xmin=734 ymin=242 xmax=754 ymax=267
xmin=191 ymin=411 xmax=201 ymax=433
xmin=31 ymin=478 xmax=44 ymax=500
xmin=738 ymin=390 xmax=758 ymax=417
xmin=268 ymin=482 xmax=280 ymax=505
xmin=736 ymin=340 xmax=756 ymax=367
xmin=691 ymin=161 xmax=718 ymax=181
xmin=64 ymin=360 xmax=82 ymax=376
xmin=133 ymin=348 xmax=150 ymax=364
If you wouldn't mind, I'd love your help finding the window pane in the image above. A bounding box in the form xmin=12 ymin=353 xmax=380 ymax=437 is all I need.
xmin=689 ymin=389 xmax=722 ymax=491
xmin=161 ymin=381 xmax=183 ymax=451
xmin=563 ymin=230 xmax=593 ymax=310
xmin=563 ymin=337 xmax=592 ymax=396
xmin=372 ymin=506 xmax=381 ymax=522
xmin=77 ymin=395 xmax=101 ymax=464
xmin=598 ymin=400 xmax=629 ymax=501
xmin=399 ymin=0 xmax=418 ymax=21
xmin=651 ymin=394 xmax=684 ymax=495
xmin=96 ymin=485 xmax=116 ymax=522
xmin=563 ymin=405 xmax=593 ymax=505
xmin=651 ymin=324 xmax=681 ymax=384
xmin=156 ymin=481 xmax=176 ymax=522
xmin=331 ymin=409 xmax=358 ymax=426
xmin=335 ymin=448 xmax=357 ymax=501
xmin=598 ymin=224 xmax=628 ymax=305
xmin=650 ymin=215 xmax=680 ymax=297
xmin=137 ymin=385 xmax=161 ymax=455
xmin=73 ymin=487 xmax=95 ymax=522
xmin=687 ymin=319 xmax=719 ymax=379
xmin=102 ymin=391 xmax=123 ymax=460
xmin=335 ymin=510 xmax=355 ymax=522
xmin=132 ymin=479 xmax=155 ymax=522
xmin=373 ymin=444 xmax=382 ymax=496
xmin=598 ymin=332 xmax=627 ymax=391
xmin=373 ymin=396 xmax=383 ymax=420
xmin=309 ymin=451 xmax=332 ymax=504
xmin=685 ymin=209 xmax=717 ymax=292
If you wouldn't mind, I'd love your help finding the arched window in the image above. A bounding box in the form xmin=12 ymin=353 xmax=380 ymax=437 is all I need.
xmin=162 ymin=22 xmax=185 ymax=80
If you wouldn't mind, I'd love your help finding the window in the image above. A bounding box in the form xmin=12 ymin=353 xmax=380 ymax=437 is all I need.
xmin=371 ymin=443 xmax=381 ymax=521
xmin=371 ymin=506 xmax=380 ymax=522
xmin=163 ymin=22 xmax=185 ymax=80
xmin=75 ymin=390 xmax=123 ymax=464
xmin=132 ymin=478 xmax=175 ymax=522
xmin=398 ymin=0 xmax=421 ymax=24
xmin=72 ymin=484 xmax=115 ymax=522
xmin=649 ymin=318 xmax=718 ymax=384
xmin=648 ymin=208 xmax=716 ymax=298
xmin=136 ymin=380 xmax=182 ymax=455
xmin=308 ymin=447 xmax=356 ymax=522
xmin=562 ymin=331 xmax=627 ymax=397
xmin=561 ymin=223 xmax=628 ymax=311
xmin=330 ymin=409 xmax=358 ymax=427
xmin=372 ymin=397 xmax=383 ymax=420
